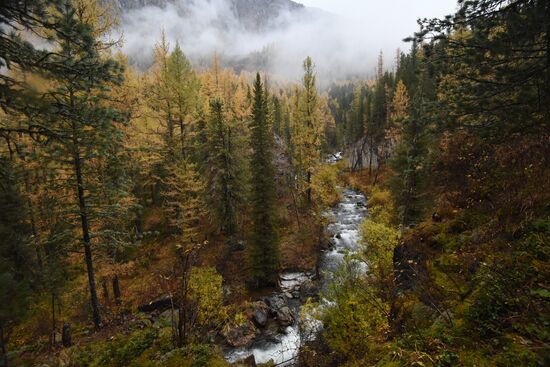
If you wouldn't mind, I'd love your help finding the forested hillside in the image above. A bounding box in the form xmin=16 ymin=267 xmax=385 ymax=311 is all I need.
xmin=0 ymin=0 xmax=548 ymax=366
xmin=115 ymin=0 xmax=305 ymax=31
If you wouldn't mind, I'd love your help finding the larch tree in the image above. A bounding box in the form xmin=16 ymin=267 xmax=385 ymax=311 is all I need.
xmin=167 ymin=42 xmax=199 ymax=158
xmin=149 ymin=33 xmax=177 ymax=162
xmin=387 ymin=79 xmax=410 ymax=147
xmin=162 ymin=158 xmax=206 ymax=346
xmin=291 ymin=57 xmax=323 ymax=207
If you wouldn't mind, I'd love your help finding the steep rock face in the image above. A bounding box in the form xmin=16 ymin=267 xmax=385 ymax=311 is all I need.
xmin=231 ymin=0 xmax=304 ymax=31
xmin=115 ymin=0 xmax=305 ymax=31
xmin=113 ymin=0 xmax=169 ymax=9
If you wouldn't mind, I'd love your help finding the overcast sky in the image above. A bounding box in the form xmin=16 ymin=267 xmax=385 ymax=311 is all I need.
xmin=300 ymin=0 xmax=458 ymax=51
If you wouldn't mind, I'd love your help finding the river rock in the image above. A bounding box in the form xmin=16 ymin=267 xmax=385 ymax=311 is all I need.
xmin=319 ymin=236 xmax=333 ymax=250
xmin=225 ymin=321 xmax=258 ymax=348
xmin=265 ymin=294 xmax=287 ymax=315
xmin=276 ymin=306 xmax=294 ymax=326
xmin=264 ymin=294 xmax=295 ymax=326
xmin=238 ymin=355 xmax=257 ymax=366
xmin=252 ymin=301 xmax=268 ymax=328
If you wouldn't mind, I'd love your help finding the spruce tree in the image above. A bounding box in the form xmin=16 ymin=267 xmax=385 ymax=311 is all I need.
xmin=349 ymin=85 xmax=365 ymax=143
xmin=0 ymin=159 xmax=32 ymax=366
xmin=205 ymin=98 xmax=245 ymax=237
xmin=390 ymin=91 xmax=430 ymax=227
xmin=249 ymin=74 xmax=279 ymax=287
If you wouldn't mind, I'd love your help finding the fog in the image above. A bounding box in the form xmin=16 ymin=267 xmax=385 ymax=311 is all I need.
xmin=117 ymin=0 xmax=456 ymax=81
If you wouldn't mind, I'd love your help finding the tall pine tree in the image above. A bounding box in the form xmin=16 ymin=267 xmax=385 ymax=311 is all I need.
xmin=39 ymin=1 xmax=127 ymax=329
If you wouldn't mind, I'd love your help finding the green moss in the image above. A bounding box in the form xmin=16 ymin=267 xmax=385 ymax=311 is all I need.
xmin=69 ymin=328 xmax=230 ymax=367
xmin=73 ymin=329 xmax=158 ymax=367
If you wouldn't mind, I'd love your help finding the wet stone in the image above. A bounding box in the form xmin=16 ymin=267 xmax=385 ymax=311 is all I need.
xmin=225 ymin=322 xmax=258 ymax=348
xmin=252 ymin=301 xmax=269 ymax=328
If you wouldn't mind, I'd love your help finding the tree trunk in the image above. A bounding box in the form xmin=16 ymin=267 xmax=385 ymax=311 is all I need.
xmin=62 ymin=323 xmax=71 ymax=347
xmin=0 ymin=325 xmax=7 ymax=367
xmin=112 ymin=275 xmax=121 ymax=305
xmin=72 ymin=139 xmax=101 ymax=329
xmin=102 ymin=279 xmax=109 ymax=303
xmin=50 ymin=293 xmax=56 ymax=348
xmin=170 ymin=296 xmax=177 ymax=347
xmin=150 ymin=182 xmax=156 ymax=205
xmin=368 ymin=137 xmax=374 ymax=177
xmin=24 ymin=178 xmax=43 ymax=271
xmin=177 ymin=307 xmax=185 ymax=348
xmin=546 ymin=0 xmax=550 ymax=122
xmin=179 ymin=117 xmax=186 ymax=158
xmin=177 ymin=251 xmax=191 ymax=347
xmin=306 ymin=171 xmax=312 ymax=206
xmin=290 ymin=188 xmax=301 ymax=229
xmin=167 ymin=102 xmax=175 ymax=160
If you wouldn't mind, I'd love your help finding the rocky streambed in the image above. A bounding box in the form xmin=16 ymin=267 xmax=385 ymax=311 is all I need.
xmin=225 ymin=189 xmax=368 ymax=366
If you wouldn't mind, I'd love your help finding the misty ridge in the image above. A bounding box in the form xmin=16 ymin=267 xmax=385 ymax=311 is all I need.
xmin=114 ymin=0 xmax=386 ymax=81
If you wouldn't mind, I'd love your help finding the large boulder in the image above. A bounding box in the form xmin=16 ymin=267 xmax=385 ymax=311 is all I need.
xmin=265 ymin=294 xmax=295 ymax=327
xmin=265 ymin=294 xmax=287 ymax=315
xmin=276 ymin=306 xmax=294 ymax=326
xmin=252 ymin=301 xmax=269 ymax=328
xmin=225 ymin=322 xmax=258 ymax=348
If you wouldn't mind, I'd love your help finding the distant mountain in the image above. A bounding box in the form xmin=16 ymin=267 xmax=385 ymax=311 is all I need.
xmin=114 ymin=0 xmax=333 ymax=75
xmin=114 ymin=0 xmax=306 ymax=32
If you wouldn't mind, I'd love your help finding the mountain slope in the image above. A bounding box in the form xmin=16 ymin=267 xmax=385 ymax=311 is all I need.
xmin=114 ymin=0 xmax=306 ymax=31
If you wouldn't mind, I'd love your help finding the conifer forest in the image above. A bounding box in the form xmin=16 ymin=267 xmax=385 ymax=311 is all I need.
xmin=0 ymin=0 xmax=549 ymax=366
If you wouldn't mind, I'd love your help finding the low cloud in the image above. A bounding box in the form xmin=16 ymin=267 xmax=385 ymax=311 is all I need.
xmin=117 ymin=0 xmax=393 ymax=81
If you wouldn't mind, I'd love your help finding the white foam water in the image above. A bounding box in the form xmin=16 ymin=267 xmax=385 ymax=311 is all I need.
xmin=225 ymin=189 xmax=368 ymax=366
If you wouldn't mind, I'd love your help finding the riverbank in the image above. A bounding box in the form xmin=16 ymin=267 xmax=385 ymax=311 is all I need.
xmin=224 ymin=188 xmax=369 ymax=366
